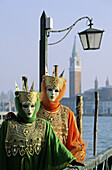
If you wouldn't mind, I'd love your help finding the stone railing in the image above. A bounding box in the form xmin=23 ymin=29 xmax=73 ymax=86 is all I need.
xmin=65 ymin=147 xmax=112 ymax=170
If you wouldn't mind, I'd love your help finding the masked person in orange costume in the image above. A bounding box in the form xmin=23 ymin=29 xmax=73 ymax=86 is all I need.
xmin=37 ymin=66 xmax=87 ymax=163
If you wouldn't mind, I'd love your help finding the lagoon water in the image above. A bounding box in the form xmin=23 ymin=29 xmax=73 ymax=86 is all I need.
xmin=82 ymin=116 xmax=112 ymax=159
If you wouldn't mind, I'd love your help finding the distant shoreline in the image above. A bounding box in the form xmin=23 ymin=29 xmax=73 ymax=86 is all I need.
xmin=83 ymin=114 xmax=112 ymax=116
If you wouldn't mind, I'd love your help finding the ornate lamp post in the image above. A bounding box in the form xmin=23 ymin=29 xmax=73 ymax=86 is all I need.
xmin=39 ymin=11 xmax=104 ymax=89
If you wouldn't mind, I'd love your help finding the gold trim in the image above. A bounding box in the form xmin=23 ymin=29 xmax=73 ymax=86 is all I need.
xmin=43 ymin=76 xmax=66 ymax=89
xmin=16 ymin=91 xmax=39 ymax=103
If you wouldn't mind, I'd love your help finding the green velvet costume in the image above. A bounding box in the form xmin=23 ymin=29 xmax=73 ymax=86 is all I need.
xmin=0 ymin=90 xmax=75 ymax=170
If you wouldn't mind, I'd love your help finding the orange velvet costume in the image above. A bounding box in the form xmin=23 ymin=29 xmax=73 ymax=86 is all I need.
xmin=37 ymin=76 xmax=87 ymax=162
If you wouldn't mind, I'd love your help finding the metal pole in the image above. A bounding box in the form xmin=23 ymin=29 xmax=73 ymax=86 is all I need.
xmin=93 ymin=91 xmax=99 ymax=156
xmin=39 ymin=11 xmax=48 ymax=91
xmin=76 ymin=95 xmax=83 ymax=139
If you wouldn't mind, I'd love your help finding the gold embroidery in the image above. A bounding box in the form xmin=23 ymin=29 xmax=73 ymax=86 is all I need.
xmin=5 ymin=118 xmax=46 ymax=157
xmin=44 ymin=76 xmax=66 ymax=90
xmin=37 ymin=105 xmax=68 ymax=143
xmin=16 ymin=91 xmax=39 ymax=103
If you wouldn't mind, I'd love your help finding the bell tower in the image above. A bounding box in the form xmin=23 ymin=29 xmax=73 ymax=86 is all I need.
xmin=95 ymin=77 xmax=98 ymax=89
xmin=69 ymin=36 xmax=81 ymax=97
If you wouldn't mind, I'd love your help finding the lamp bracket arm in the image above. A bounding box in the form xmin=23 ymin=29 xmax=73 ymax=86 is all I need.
xmin=49 ymin=16 xmax=92 ymax=33
xmin=48 ymin=16 xmax=92 ymax=45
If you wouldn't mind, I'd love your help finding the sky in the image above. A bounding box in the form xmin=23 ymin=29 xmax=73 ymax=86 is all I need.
xmin=0 ymin=0 xmax=112 ymax=97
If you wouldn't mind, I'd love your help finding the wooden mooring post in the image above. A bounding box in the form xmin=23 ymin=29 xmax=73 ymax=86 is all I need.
xmin=76 ymin=95 xmax=83 ymax=139
xmin=93 ymin=91 xmax=99 ymax=156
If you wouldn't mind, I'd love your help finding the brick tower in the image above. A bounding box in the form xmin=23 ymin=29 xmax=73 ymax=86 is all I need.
xmin=69 ymin=36 xmax=81 ymax=97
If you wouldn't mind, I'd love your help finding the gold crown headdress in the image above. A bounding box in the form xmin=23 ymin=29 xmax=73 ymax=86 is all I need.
xmin=15 ymin=76 xmax=39 ymax=103
xmin=43 ymin=65 xmax=67 ymax=90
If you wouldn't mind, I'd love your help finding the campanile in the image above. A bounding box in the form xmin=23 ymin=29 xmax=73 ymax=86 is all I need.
xmin=69 ymin=37 xmax=81 ymax=97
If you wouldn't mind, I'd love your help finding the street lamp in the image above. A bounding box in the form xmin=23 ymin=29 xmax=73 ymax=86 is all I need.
xmin=39 ymin=11 xmax=104 ymax=89
xmin=78 ymin=19 xmax=104 ymax=50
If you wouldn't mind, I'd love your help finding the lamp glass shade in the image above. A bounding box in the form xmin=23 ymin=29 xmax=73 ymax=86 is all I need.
xmin=78 ymin=28 xmax=104 ymax=50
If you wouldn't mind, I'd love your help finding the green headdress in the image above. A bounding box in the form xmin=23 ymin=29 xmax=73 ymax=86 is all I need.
xmin=15 ymin=77 xmax=40 ymax=123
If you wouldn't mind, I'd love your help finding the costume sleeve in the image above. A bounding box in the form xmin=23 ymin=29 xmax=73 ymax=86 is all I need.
xmin=66 ymin=109 xmax=87 ymax=162
xmin=39 ymin=121 xmax=75 ymax=170
xmin=0 ymin=121 xmax=8 ymax=170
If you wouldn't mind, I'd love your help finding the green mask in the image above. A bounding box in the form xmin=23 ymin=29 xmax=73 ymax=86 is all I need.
xmin=15 ymin=91 xmax=40 ymax=123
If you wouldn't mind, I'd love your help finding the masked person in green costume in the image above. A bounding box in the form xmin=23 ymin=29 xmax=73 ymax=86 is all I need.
xmin=0 ymin=77 xmax=83 ymax=170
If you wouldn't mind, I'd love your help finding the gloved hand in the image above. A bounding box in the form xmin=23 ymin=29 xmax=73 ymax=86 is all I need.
xmin=67 ymin=159 xmax=85 ymax=169
xmin=70 ymin=159 xmax=84 ymax=166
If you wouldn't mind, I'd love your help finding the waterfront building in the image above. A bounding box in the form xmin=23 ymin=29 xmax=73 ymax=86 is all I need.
xmin=83 ymin=77 xmax=112 ymax=115
xmin=0 ymin=90 xmax=15 ymax=124
xmin=0 ymin=90 xmax=15 ymax=111
xmin=0 ymin=112 xmax=8 ymax=124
